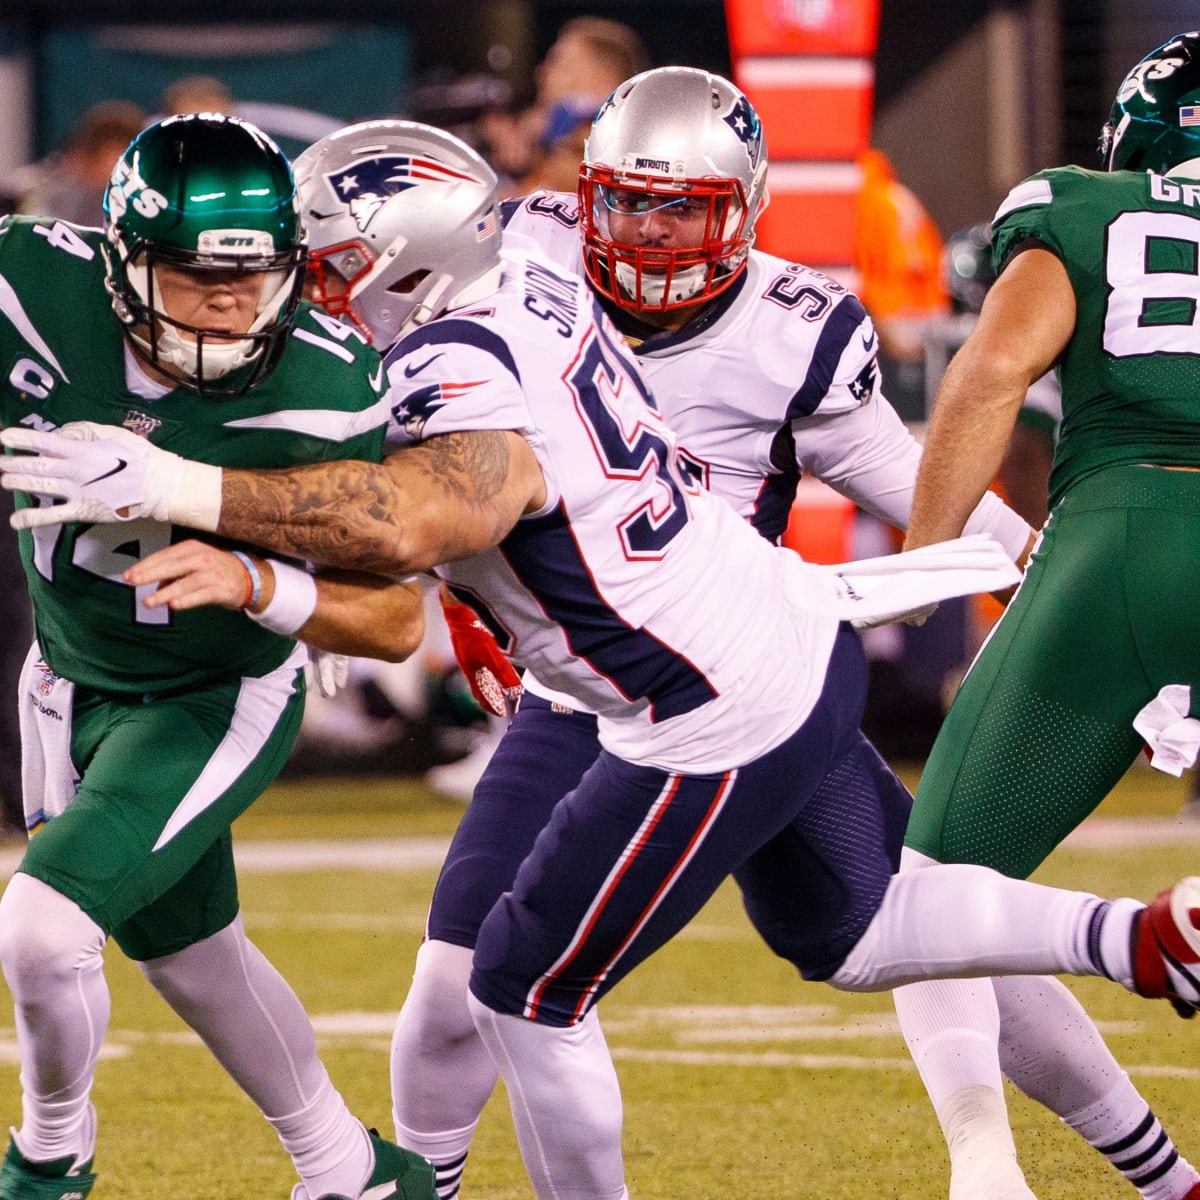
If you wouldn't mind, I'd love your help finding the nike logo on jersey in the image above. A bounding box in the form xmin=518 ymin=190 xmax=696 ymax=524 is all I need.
xmin=369 ymin=361 xmax=386 ymax=392
xmin=83 ymin=458 xmax=127 ymax=486
xmin=403 ymin=352 xmax=444 ymax=378
xmin=861 ymin=329 xmax=877 ymax=352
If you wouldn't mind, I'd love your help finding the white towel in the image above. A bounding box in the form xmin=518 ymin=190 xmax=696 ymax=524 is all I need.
xmin=18 ymin=641 xmax=80 ymax=833
xmin=1133 ymin=684 xmax=1200 ymax=777
xmin=792 ymin=533 xmax=1023 ymax=627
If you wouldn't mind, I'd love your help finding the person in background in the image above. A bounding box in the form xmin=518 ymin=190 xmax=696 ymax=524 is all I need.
xmin=15 ymin=100 xmax=148 ymax=228
xmin=482 ymin=16 xmax=649 ymax=195
xmin=895 ymin=30 xmax=1200 ymax=1200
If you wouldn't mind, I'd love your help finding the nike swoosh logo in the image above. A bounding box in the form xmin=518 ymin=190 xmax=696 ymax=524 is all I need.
xmin=404 ymin=352 xmax=444 ymax=378
xmin=83 ymin=458 xmax=127 ymax=487
xmin=369 ymin=362 xmax=385 ymax=391
xmin=861 ymin=330 xmax=877 ymax=352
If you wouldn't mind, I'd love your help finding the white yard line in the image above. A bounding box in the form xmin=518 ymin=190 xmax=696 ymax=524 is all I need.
xmin=3 ymin=815 xmax=1199 ymax=880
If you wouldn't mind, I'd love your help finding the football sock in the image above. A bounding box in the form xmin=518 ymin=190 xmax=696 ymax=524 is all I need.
xmin=0 ymin=874 xmax=106 ymax=1166
xmin=831 ymin=863 xmax=1119 ymax=991
xmin=468 ymin=995 xmax=626 ymax=1200
xmin=139 ymin=912 xmax=370 ymax=1197
xmin=1064 ymin=1084 xmax=1200 ymax=1200
xmin=391 ymin=942 xmax=494 ymax=1198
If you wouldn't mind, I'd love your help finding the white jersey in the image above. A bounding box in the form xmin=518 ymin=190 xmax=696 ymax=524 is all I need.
xmin=502 ymin=191 xmax=1030 ymax=555
xmin=382 ymin=245 xmax=838 ymax=773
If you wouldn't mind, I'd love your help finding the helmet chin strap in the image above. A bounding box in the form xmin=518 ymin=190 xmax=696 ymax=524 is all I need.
xmin=615 ymin=260 xmax=707 ymax=308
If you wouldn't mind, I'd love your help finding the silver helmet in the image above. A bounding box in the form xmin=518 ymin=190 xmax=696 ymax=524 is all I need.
xmin=579 ymin=66 xmax=769 ymax=314
xmin=293 ymin=119 xmax=502 ymax=346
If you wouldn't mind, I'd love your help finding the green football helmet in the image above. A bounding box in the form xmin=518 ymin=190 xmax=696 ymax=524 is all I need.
xmin=103 ymin=113 xmax=307 ymax=395
xmin=1099 ymin=31 xmax=1200 ymax=176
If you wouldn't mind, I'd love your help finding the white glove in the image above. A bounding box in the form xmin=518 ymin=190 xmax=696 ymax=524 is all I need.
xmin=306 ymin=649 xmax=350 ymax=699
xmin=1 ymin=421 xmax=221 ymax=531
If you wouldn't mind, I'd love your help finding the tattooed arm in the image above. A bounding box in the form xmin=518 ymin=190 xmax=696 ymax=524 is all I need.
xmin=216 ymin=428 xmax=547 ymax=574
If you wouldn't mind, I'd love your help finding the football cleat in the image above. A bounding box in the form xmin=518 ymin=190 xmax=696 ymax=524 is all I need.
xmin=291 ymin=1129 xmax=436 ymax=1200
xmin=1130 ymin=877 xmax=1200 ymax=1016
xmin=0 ymin=1139 xmax=96 ymax=1200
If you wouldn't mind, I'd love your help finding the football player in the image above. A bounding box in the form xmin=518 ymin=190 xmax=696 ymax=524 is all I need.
xmin=8 ymin=117 xmax=1200 ymax=1200
xmin=895 ymin=28 xmax=1200 ymax=1200
xmin=0 ymin=114 xmax=432 ymax=1200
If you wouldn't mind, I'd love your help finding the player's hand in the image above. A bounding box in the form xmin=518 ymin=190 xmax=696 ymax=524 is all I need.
xmin=123 ymin=538 xmax=256 ymax=612
xmin=1 ymin=421 xmax=180 ymax=527
xmin=1 ymin=421 xmax=221 ymax=532
xmin=307 ymin=650 xmax=350 ymax=698
xmin=440 ymin=586 xmax=522 ymax=718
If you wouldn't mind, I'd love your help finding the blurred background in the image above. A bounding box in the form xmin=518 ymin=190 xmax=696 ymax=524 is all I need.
xmin=0 ymin=0 xmax=1196 ymax=816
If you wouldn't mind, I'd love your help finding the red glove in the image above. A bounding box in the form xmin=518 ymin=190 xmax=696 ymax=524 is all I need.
xmin=440 ymin=590 xmax=522 ymax=718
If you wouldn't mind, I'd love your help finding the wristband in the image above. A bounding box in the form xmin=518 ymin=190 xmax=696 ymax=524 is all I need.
xmin=246 ymin=560 xmax=318 ymax=636
xmin=229 ymin=551 xmax=262 ymax=609
xmin=168 ymin=460 xmax=224 ymax=532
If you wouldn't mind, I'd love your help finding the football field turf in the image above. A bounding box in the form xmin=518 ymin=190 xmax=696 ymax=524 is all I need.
xmin=3 ymin=763 xmax=1200 ymax=1199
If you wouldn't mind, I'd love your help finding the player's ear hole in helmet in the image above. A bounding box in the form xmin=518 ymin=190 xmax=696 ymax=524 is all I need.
xmin=103 ymin=113 xmax=308 ymax=397
xmin=1099 ymin=30 xmax=1200 ymax=178
xmin=578 ymin=66 xmax=769 ymax=314
xmin=293 ymin=119 xmax=502 ymax=347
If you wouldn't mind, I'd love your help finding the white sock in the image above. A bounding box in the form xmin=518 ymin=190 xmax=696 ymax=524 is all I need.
xmin=468 ymin=994 xmax=625 ymax=1200
xmin=0 ymin=874 xmax=106 ymax=1167
xmin=139 ymin=913 xmax=370 ymax=1197
xmin=392 ymin=941 xmax=495 ymax=1198
xmin=831 ymin=864 xmax=1126 ymax=991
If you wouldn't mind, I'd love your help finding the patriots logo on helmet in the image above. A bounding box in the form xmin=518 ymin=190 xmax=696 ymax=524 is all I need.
xmin=722 ymin=96 xmax=763 ymax=169
xmin=328 ymin=155 xmax=482 ymax=234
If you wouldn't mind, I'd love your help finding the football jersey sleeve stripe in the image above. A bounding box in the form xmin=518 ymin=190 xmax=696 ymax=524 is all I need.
xmin=389 ymin=318 xmax=522 ymax=385
xmin=994 ymin=177 xmax=1054 ymax=223
xmin=784 ymin=293 xmax=868 ymax=421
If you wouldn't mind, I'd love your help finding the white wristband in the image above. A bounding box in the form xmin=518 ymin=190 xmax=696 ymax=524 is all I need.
xmin=167 ymin=460 xmax=224 ymax=532
xmin=246 ymin=560 xmax=318 ymax=636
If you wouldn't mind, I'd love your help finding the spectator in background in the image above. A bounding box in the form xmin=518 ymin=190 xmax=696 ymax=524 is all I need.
xmin=481 ymin=16 xmax=649 ymax=194
xmin=159 ymin=73 xmax=342 ymax=157
xmin=16 ymin=100 xmax=148 ymax=227
xmin=853 ymin=147 xmax=949 ymax=421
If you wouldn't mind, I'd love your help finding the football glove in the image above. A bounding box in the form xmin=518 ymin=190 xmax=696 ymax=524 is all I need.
xmin=440 ymin=589 xmax=522 ymax=718
xmin=306 ymin=649 xmax=351 ymax=699
xmin=1 ymin=421 xmax=221 ymax=531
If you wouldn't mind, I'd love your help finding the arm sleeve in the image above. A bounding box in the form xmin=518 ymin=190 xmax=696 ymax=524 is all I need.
xmin=792 ymin=392 xmax=1033 ymax=562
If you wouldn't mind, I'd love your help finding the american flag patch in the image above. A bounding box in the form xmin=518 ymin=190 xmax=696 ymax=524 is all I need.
xmin=1181 ymin=105 xmax=1200 ymax=127
xmin=475 ymin=211 xmax=497 ymax=240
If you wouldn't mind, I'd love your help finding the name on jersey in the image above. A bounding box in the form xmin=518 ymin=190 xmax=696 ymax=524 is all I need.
xmin=1150 ymin=174 xmax=1200 ymax=208
xmin=523 ymin=260 xmax=578 ymax=338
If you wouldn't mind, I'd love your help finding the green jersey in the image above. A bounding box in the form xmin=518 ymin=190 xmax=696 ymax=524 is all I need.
xmin=0 ymin=214 xmax=388 ymax=694
xmin=992 ymin=166 xmax=1200 ymax=509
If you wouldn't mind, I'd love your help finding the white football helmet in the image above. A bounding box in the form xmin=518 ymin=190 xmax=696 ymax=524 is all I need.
xmin=579 ymin=66 xmax=769 ymax=314
xmin=294 ymin=119 xmax=502 ymax=346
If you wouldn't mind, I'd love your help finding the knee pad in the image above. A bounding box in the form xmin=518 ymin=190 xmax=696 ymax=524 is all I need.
xmin=0 ymin=873 xmax=105 ymax=993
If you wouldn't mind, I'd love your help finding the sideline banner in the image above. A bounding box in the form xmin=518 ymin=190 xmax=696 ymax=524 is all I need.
xmin=724 ymin=0 xmax=880 ymax=268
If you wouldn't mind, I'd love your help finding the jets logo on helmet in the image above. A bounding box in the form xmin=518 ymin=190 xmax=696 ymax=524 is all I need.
xmin=327 ymin=155 xmax=483 ymax=233
xmin=1100 ymin=31 xmax=1200 ymax=176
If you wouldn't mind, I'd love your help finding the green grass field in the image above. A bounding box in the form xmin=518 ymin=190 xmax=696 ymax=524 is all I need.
xmin=3 ymin=761 xmax=1200 ymax=1199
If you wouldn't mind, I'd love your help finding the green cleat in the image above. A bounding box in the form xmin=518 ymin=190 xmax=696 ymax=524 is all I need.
xmin=292 ymin=1128 xmax=436 ymax=1200
xmin=0 ymin=1140 xmax=96 ymax=1200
